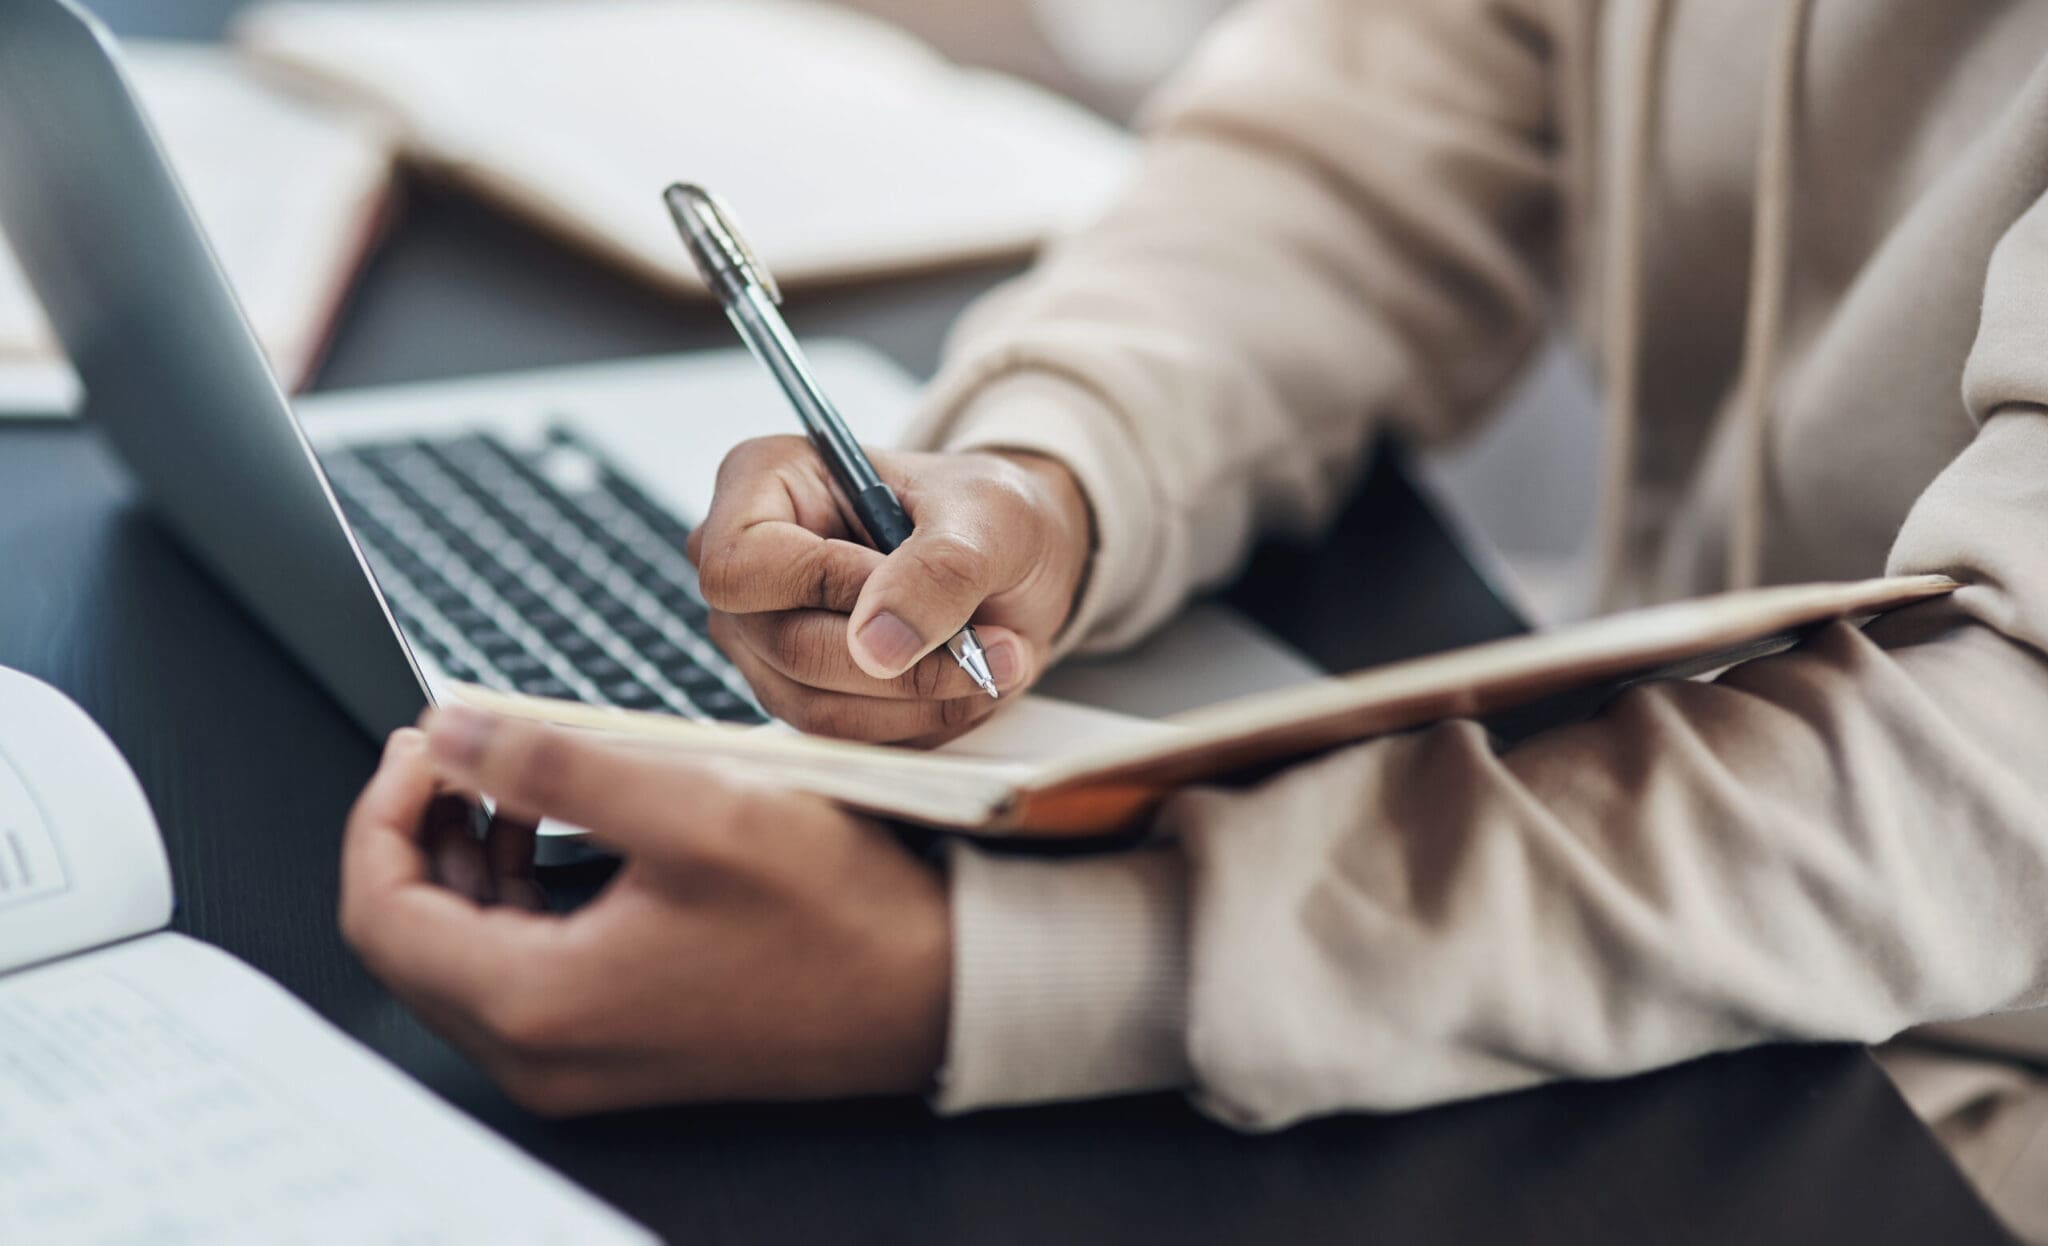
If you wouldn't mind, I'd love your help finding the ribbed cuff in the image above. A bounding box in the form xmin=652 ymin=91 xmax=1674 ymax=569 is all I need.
xmin=909 ymin=372 xmax=1158 ymax=662
xmin=933 ymin=842 xmax=1192 ymax=1113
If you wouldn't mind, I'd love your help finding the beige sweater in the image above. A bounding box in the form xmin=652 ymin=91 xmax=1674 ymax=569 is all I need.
xmin=904 ymin=0 xmax=2048 ymax=1128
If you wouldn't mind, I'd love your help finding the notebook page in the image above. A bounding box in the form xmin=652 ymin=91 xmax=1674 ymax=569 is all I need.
xmin=238 ymin=0 xmax=1136 ymax=290
xmin=0 ymin=43 xmax=394 ymax=415
xmin=0 ymin=933 xmax=655 ymax=1246
xmin=935 ymin=694 xmax=1183 ymax=766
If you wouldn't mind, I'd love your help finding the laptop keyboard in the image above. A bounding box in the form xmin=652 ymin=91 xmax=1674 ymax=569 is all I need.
xmin=320 ymin=424 xmax=768 ymax=725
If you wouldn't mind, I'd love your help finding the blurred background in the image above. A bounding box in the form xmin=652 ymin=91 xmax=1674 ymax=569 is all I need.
xmin=85 ymin=0 xmax=1226 ymax=118
xmin=78 ymin=0 xmax=1602 ymax=622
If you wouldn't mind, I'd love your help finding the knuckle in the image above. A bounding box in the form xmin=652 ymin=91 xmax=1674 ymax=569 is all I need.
xmin=713 ymin=434 xmax=807 ymax=490
xmin=908 ymin=530 xmax=987 ymax=601
xmin=908 ymin=654 xmax=947 ymax=699
xmin=808 ymin=543 xmax=873 ymax=612
xmin=481 ymin=974 xmax=573 ymax=1056
xmin=760 ymin=615 xmax=815 ymax=677
xmin=778 ymin=703 xmax=831 ymax=736
xmin=808 ymin=551 xmax=837 ymax=613
xmin=758 ymin=433 xmax=811 ymax=462
xmin=717 ymin=435 xmax=785 ymax=480
xmin=801 ymin=696 xmax=887 ymax=743
xmin=705 ymin=609 xmax=739 ymax=655
xmin=937 ymin=695 xmax=982 ymax=731
xmin=694 ymin=539 xmax=747 ymax=611
xmin=497 ymin=1061 xmax=599 ymax=1119
xmin=750 ymin=682 xmax=802 ymax=728
xmin=980 ymin=455 xmax=1041 ymax=511
xmin=800 ymin=696 xmax=860 ymax=740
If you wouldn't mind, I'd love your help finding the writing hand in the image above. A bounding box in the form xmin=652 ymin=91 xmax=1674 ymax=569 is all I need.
xmin=689 ymin=436 xmax=1093 ymax=744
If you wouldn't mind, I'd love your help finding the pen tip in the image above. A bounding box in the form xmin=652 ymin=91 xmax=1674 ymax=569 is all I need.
xmin=951 ymin=630 xmax=1001 ymax=700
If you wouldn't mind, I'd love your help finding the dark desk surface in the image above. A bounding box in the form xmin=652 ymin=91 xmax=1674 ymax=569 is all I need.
xmin=6 ymin=9 xmax=2015 ymax=1243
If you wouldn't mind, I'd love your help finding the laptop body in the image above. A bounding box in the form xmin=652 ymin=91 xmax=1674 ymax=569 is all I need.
xmin=0 ymin=0 xmax=1323 ymax=787
xmin=0 ymin=0 xmax=434 ymax=739
xmin=0 ymin=0 xmax=913 ymax=736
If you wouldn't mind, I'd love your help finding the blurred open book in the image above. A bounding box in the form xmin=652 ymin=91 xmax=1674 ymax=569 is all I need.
xmin=0 ymin=43 xmax=395 ymax=415
xmin=456 ymin=575 xmax=1958 ymax=837
xmin=233 ymin=0 xmax=1138 ymax=294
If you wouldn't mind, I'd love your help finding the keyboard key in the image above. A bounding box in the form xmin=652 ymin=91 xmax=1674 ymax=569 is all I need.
xmin=513 ymin=673 xmax=577 ymax=700
xmin=572 ymin=654 xmax=630 ymax=683
xmin=611 ymin=616 xmax=661 ymax=647
xmin=524 ymin=605 xmax=579 ymax=639
xmin=440 ymin=604 xmax=491 ymax=632
xmin=499 ymin=583 xmax=546 ymax=613
xmin=693 ymin=690 xmax=750 ymax=719
xmin=553 ymin=630 xmax=602 ymax=660
xmin=466 ymin=624 xmax=523 ymax=656
xmin=601 ymin=679 xmax=667 ymax=710
xmin=669 ymin=664 xmax=727 ymax=693
xmin=642 ymin=640 xmax=687 ymax=669
xmin=325 ymin=429 xmax=758 ymax=725
xmin=492 ymin=652 xmax=549 ymax=680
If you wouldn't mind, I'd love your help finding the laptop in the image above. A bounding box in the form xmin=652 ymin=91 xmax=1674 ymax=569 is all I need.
xmin=0 ymin=0 xmax=1324 ymax=846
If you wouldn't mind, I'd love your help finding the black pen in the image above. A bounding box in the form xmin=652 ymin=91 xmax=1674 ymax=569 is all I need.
xmin=664 ymin=183 xmax=999 ymax=698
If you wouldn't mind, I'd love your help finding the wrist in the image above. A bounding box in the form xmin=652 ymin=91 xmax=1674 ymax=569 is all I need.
xmin=859 ymin=859 xmax=953 ymax=1097
xmin=935 ymin=842 xmax=1191 ymax=1113
xmin=900 ymin=871 xmax=954 ymax=1093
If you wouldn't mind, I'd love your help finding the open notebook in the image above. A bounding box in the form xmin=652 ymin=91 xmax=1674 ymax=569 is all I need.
xmin=456 ymin=575 xmax=1960 ymax=837
xmin=0 ymin=668 xmax=653 ymax=1245
xmin=0 ymin=42 xmax=394 ymax=416
xmin=233 ymin=0 xmax=1138 ymax=294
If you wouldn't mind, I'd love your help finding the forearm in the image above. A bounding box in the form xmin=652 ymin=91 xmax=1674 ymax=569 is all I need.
xmin=1176 ymin=614 xmax=2048 ymax=1127
xmin=939 ymin=412 xmax=2048 ymax=1128
xmin=941 ymin=615 xmax=2048 ymax=1128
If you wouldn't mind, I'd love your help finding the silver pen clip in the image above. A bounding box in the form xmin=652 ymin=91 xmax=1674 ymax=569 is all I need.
xmin=664 ymin=182 xmax=783 ymax=306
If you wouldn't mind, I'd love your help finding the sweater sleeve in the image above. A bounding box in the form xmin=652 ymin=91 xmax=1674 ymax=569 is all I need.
xmin=938 ymin=192 xmax=2048 ymax=1129
xmin=901 ymin=0 xmax=1560 ymax=654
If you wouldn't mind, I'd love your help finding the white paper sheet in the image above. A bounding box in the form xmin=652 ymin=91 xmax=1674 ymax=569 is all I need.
xmin=0 ymin=668 xmax=171 ymax=977
xmin=936 ymin=694 xmax=1183 ymax=767
xmin=0 ymin=934 xmax=656 ymax=1245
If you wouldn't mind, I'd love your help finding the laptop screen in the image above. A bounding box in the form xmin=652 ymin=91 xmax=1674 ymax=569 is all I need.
xmin=0 ymin=0 xmax=429 ymax=738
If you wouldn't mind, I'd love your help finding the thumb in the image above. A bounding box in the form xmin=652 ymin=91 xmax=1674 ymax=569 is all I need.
xmin=846 ymin=525 xmax=1012 ymax=680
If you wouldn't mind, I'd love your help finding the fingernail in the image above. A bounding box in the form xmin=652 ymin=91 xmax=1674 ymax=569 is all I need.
xmin=386 ymin=727 xmax=427 ymax=759
xmin=427 ymin=706 xmax=493 ymax=769
xmin=855 ymin=611 xmax=924 ymax=674
xmin=985 ymin=637 xmax=1023 ymax=689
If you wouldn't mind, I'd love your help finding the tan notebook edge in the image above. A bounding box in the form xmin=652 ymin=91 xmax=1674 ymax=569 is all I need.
xmin=453 ymin=575 xmax=1959 ymax=836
